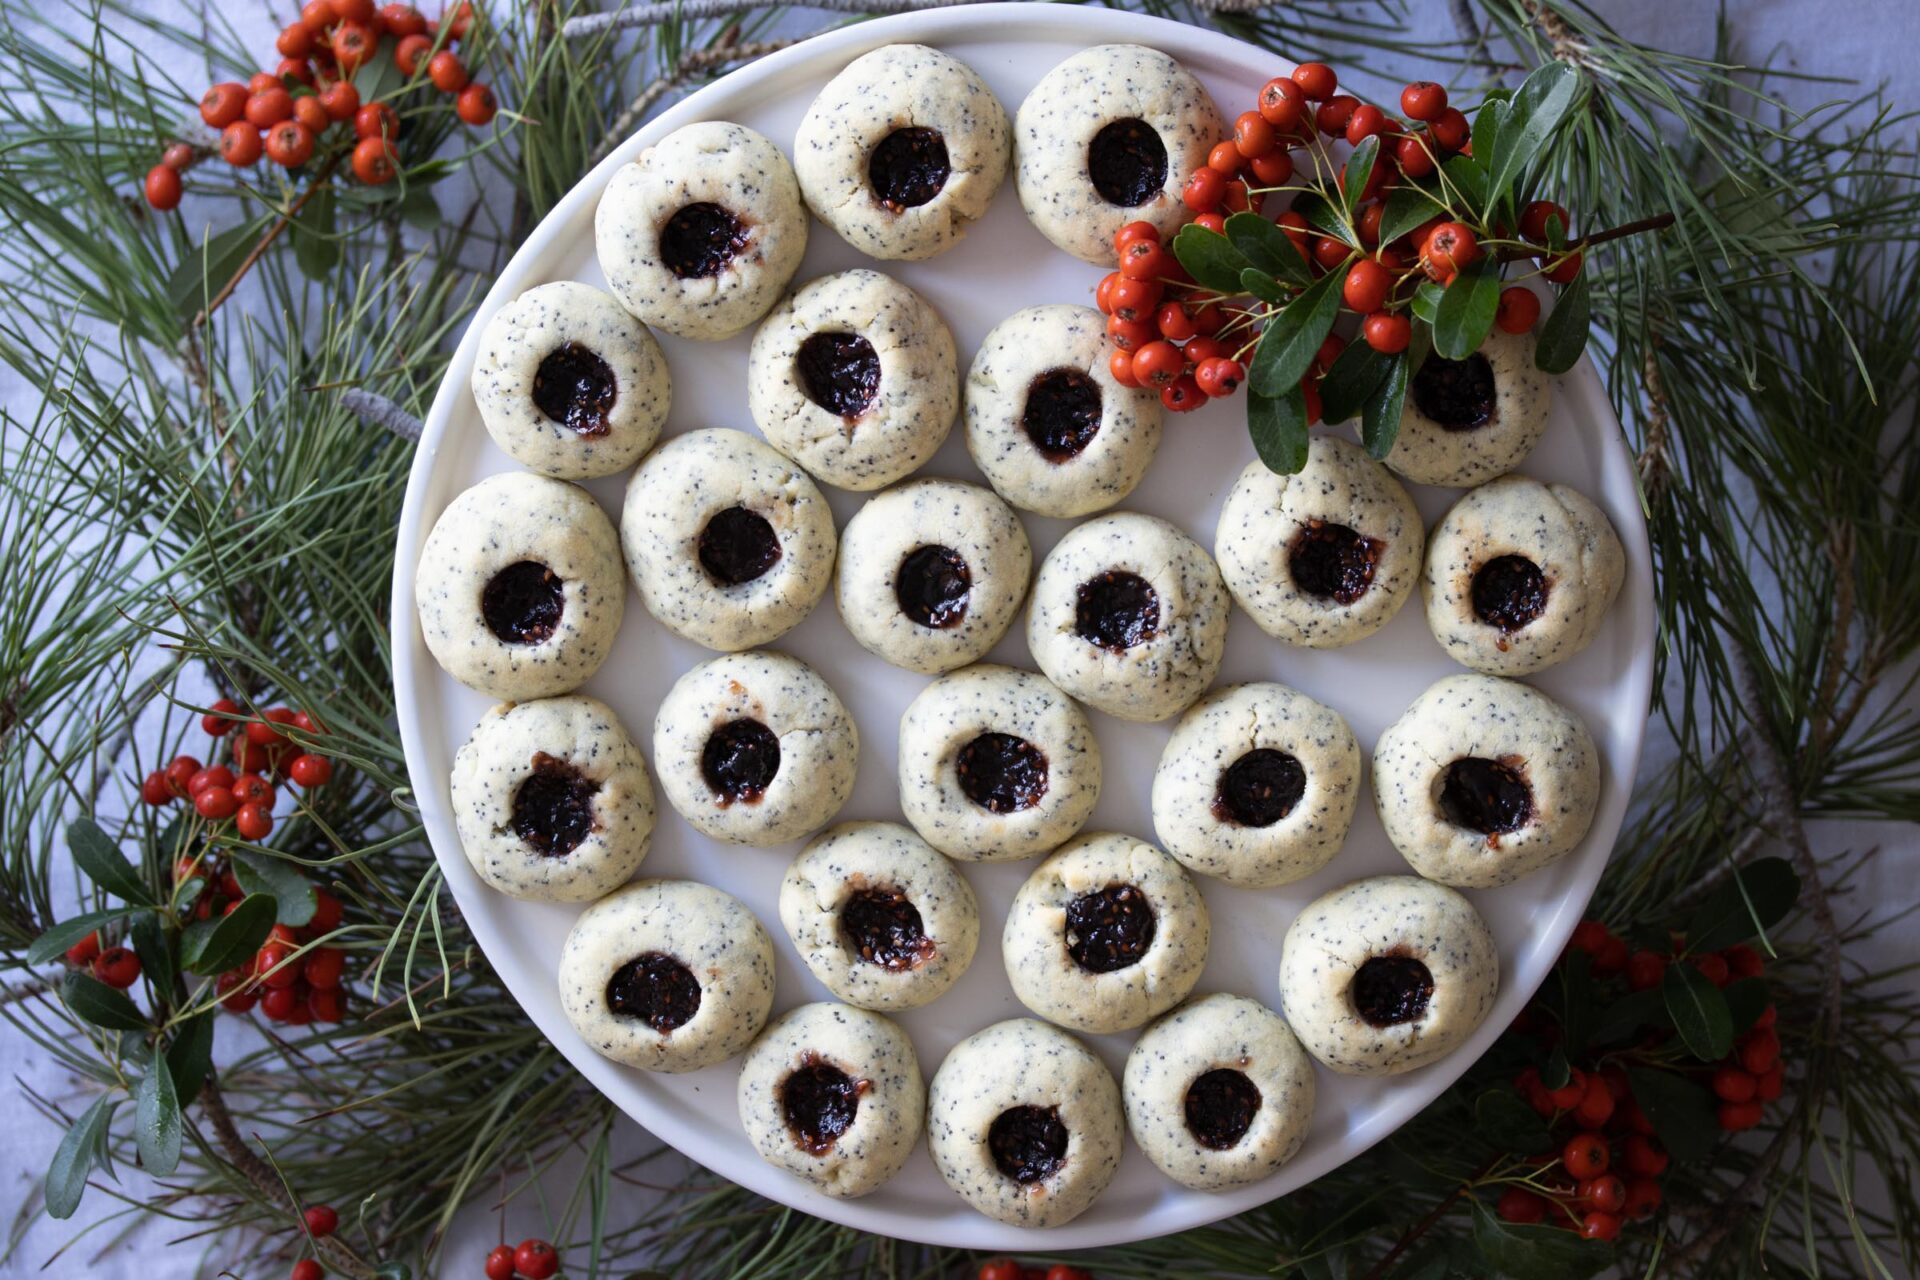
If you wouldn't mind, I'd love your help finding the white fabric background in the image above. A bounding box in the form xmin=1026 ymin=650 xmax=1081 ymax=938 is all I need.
xmin=3 ymin=1 xmax=1915 ymax=1275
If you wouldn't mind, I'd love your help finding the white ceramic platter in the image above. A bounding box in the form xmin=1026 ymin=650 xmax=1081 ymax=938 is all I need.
xmin=392 ymin=2 xmax=1654 ymax=1250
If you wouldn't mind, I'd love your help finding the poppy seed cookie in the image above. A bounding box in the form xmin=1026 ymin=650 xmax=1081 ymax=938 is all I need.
xmin=1385 ymin=327 xmax=1551 ymax=487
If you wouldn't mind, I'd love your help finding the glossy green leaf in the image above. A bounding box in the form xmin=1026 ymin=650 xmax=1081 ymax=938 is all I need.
xmin=166 ymin=1011 xmax=216 ymax=1109
xmin=45 ymin=1096 xmax=115 ymax=1219
xmin=1534 ymin=272 xmax=1591 ymax=374
xmin=129 ymin=910 xmax=176 ymax=999
xmin=180 ymin=893 xmax=277 ymax=975
xmin=1360 ymin=349 xmax=1409 ymax=458
xmin=1469 ymin=1200 xmax=1613 ymax=1278
xmin=291 ymin=185 xmax=338 ymax=281
xmin=1240 ymin=268 xmax=1287 ymax=305
xmin=1723 ymin=976 xmax=1772 ymax=1035
xmin=135 ymin=1055 xmax=182 ymax=1177
xmin=1431 ymin=258 xmax=1502 ymax=361
xmin=1249 ymin=269 xmax=1343 ymax=396
xmin=1471 ymin=98 xmax=1507 ymax=191
xmin=68 ymin=818 xmax=150 ymax=904
xmin=1171 ymin=224 xmax=1252 ymax=293
xmin=233 ymin=852 xmax=317 ymax=927
xmin=1342 ymin=134 xmax=1380 ymax=213
xmin=1626 ymin=1066 xmax=1720 ymax=1162
xmin=1319 ymin=340 xmax=1390 ymax=425
xmin=27 ymin=909 xmax=133 ymax=966
xmin=62 ymin=969 xmax=147 ymax=1031
xmin=1487 ymin=64 xmax=1582 ymax=207
xmin=1290 ymin=190 xmax=1345 ymax=240
xmin=1664 ymin=961 xmax=1735 ymax=1061
xmin=1684 ymin=857 xmax=1800 ymax=952
xmin=1379 ymin=184 xmax=1446 ymax=248
xmin=1225 ymin=210 xmax=1310 ymax=284
xmin=1443 ymin=153 xmax=1488 ymax=211
xmin=1588 ymin=987 xmax=1670 ymax=1045
xmin=1248 ymin=386 xmax=1309 ymax=475
xmin=1410 ymin=279 xmax=1446 ymax=324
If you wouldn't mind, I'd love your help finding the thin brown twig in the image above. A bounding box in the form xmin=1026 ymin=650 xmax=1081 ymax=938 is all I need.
xmin=191 ymin=158 xmax=342 ymax=330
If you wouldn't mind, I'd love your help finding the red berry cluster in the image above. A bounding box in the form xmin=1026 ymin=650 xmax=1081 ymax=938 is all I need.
xmin=218 ymin=901 xmax=351 ymax=1026
xmin=140 ymin=700 xmax=336 ymax=842
xmin=484 ymin=1238 xmax=561 ymax=1280
xmin=1095 ymin=220 xmax=1243 ymax=413
xmin=977 ymin=1262 xmax=1091 ymax=1280
xmin=144 ymin=1 xmax=494 ymax=209
xmin=285 ymin=1205 xmax=341 ymax=1280
xmin=62 ymin=929 xmax=142 ymax=988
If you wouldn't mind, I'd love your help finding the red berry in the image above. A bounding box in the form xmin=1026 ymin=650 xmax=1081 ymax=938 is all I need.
xmin=1189 ymin=302 xmax=1226 ymax=336
xmin=514 ymin=1239 xmax=560 ymax=1280
xmin=268 ymin=119 xmax=316 ymax=167
xmin=189 ymin=765 xmax=236 ymax=795
xmin=1495 ymin=1186 xmax=1547 ymax=1224
xmin=1570 ymin=920 xmax=1609 ymax=953
xmin=1422 ymin=221 xmax=1480 ymax=280
xmin=258 ymin=940 xmax=300 ymax=987
xmin=1547 ymin=1067 xmax=1587 ymax=1111
xmin=1625 ymin=949 xmax=1666 ymax=991
xmin=166 ymin=755 xmax=204 ymax=794
xmin=93 ymin=946 xmax=141 ymax=989
xmin=331 ymin=21 xmax=376 ymax=71
xmin=1257 ymin=76 xmax=1307 ymax=131
xmin=1542 ymin=250 xmax=1584 ymax=284
xmin=304 ymin=947 xmax=346 ymax=990
xmin=1400 ymin=80 xmax=1448 ymax=122
xmin=1496 ymin=286 xmax=1542 ymax=334
xmin=352 ymin=136 xmax=397 ymax=185
xmin=393 ymin=32 xmax=433 ymax=76
xmin=65 ymin=931 xmax=103 ymax=967
xmin=1183 ymin=336 xmax=1229 ymax=367
xmin=195 ymin=786 xmax=240 ymax=821
xmin=1580 ymin=1174 xmax=1626 ymax=1213
xmin=1693 ymin=952 xmax=1731 ymax=987
xmin=1718 ymin=1100 xmax=1763 ymax=1131
xmin=319 ymin=81 xmax=361 ymax=122
xmin=379 ymin=3 xmax=429 ymax=36
xmin=1429 ymin=107 xmax=1470 ymax=152
xmin=291 ymin=1261 xmax=324 ymax=1280
xmin=1182 ymin=166 xmax=1226 ymax=212
xmin=1153 ymin=301 xmax=1196 ymax=342
xmin=249 ymin=72 xmax=284 ymax=96
xmin=1312 ymin=235 xmax=1351 ymax=272
xmin=1342 ymin=258 xmax=1392 ymax=313
xmin=300 ymin=0 xmax=338 ymax=34
xmin=1580 ymin=1211 xmax=1622 ymax=1242
xmin=245 ymin=87 xmax=294 ymax=130
xmin=1311 ymin=333 xmax=1346 ymax=376
xmin=1118 ymin=237 xmax=1168 ymax=281
xmin=1108 ymin=276 xmax=1161 ymax=324
xmin=308 ymin=985 xmax=346 ymax=1022
xmin=1724 ymin=943 xmax=1764 ymax=979
xmin=1360 ymin=311 xmax=1410 ymax=355
xmin=1519 ymin=200 xmax=1571 ymax=244
xmin=277 ymin=22 xmax=314 ymax=58
xmin=1563 ymin=1132 xmax=1609 ymax=1179
xmin=200 ymin=82 xmax=249 ymax=129
xmin=1291 ymin=61 xmax=1336 ymax=100
xmin=289 ymin=753 xmax=334 ymax=788
xmin=1160 ymin=375 xmax=1206 ymax=413
xmin=236 ymin=803 xmax=274 ymax=841
xmin=1045 ymin=1268 xmax=1092 ymax=1280
xmin=1593 ymin=934 xmax=1631 ymax=976
xmin=1394 ymin=133 xmax=1436 ymax=179
xmin=220 ymin=122 xmax=264 ymax=166
xmin=1107 ymin=348 xmax=1140 ymax=388
xmin=484 ymin=1245 xmax=517 ymax=1280
xmin=1234 ymin=111 xmax=1276 ymax=159
xmin=1574 ymin=1079 xmax=1616 ymax=1129
xmin=144 ymin=164 xmax=183 ymax=211
xmin=217 ymin=970 xmax=258 ymax=1013
xmin=1112 ymin=220 xmax=1160 ymax=256
xmin=1248 ymin=149 xmax=1293 ymax=186
xmin=443 ymin=1 xmax=475 ymax=38
xmin=1624 ymin=1177 xmax=1661 ymax=1219
xmin=1095 ymin=271 xmax=1120 ymax=314
xmin=200 ymin=698 xmax=240 ymax=735
xmin=1193 ymin=357 xmax=1243 ymax=397
xmin=1355 ymin=202 xmax=1385 ymax=246
xmin=1207 ymin=140 xmax=1244 ymax=175
xmin=455 ymin=82 xmax=497 ymax=127
xmin=141 ymin=770 xmax=173 ymax=806
xmin=1739 ymin=1028 xmax=1780 ymax=1074
xmin=1275 ymin=209 xmax=1311 ymax=257
xmin=336 ymin=0 xmax=375 ymax=19
xmin=1345 ymin=103 xmax=1388 ymax=145
xmin=260 ymin=983 xmax=301 ymax=1021
xmin=1755 ymin=1061 xmax=1785 ymax=1101
xmin=1755 ymin=1003 xmax=1777 ymax=1029
xmin=310 ymin=888 xmax=344 ymax=933
xmin=304 ymin=1204 xmax=339 ymax=1238
xmin=1711 ymin=1066 xmax=1757 ymax=1103
xmin=977 ymin=1263 xmax=1022 ymax=1280
xmin=233 ymin=775 xmax=276 ymax=807
xmin=1622 ymin=1134 xmax=1668 ymax=1177
xmin=1314 ymin=94 xmax=1358 ymax=138
xmin=1131 ymin=341 xmax=1185 ymax=388
xmin=1106 ymin=314 xmax=1153 ymax=352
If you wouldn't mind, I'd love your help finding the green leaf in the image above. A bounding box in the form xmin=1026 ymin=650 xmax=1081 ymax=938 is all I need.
xmin=1534 ymin=273 xmax=1591 ymax=374
xmin=351 ymin=37 xmax=406 ymax=102
xmin=1541 ymin=1044 xmax=1571 ymax=1091
xmin=1360 ymin=349 xmax=1409 ymax=458
xmin=1626 ymin=1066 xmax=1720 ymax=1163
xmin=1342 ymin=135 xmax=1380 ymax=213
xmin=1431 ymin=259 xmax=1502 ymax=361
xmin=1487 ymin=64 xmax=1582 ymax=207
xmin=135 ymin=1056 xmax=182 ymax=1177
xmin=167 ymin=220 xmax=268 ymax=322
xmin=1410 ymin=279 xmax=1446 ymax=324
xmin=399 ymin=183 xmax=441 ymax=231
xmin=1470 ymin=99 xmax=1507 ymax=190
xmin=291 ymin=185 xmax=339 ymax=281
xmin=129 ymin=911 xmax=176 ymax=999
xmin=1250 ymin=269 xmax=1343 ymax=396
xmin=1290 ymin=190 xmax=1345 ymax=240
xmin=1171 ymin=224 xmax=1252 ymax=293
xmin=1588 ymin=987 xmax=1670 ymax=1045
xmin=1319 ymin=341 xmax=1390 ymax=425
xmin=1247 ymin=386 xmax=1309 ymax=475
xmin=61 ymin=969 xmax=147 ymax=1031
xmin=1240 ymin=268 xmax=1288 ymax=305
xmin=45 ymin=1096 xmax=115 ymax=1219
xmin=233 ymin=853 xmax=317 ymax=927
xmin=1470 ymin=1200 xmax=1613 ymax=1279
xmin=1664 ymin=961 xmax=1735 ymax=1060
xmin=1684 ymin=857 xmax=1801 ymax=952
xmin=1226 ymin=210 xmax=1310 ymax=284
xmin=1473 ymin=1088 xmax=1552 ymax=1155
xmin=166 ymin=1012 xmax=216 ymax=1109
xmin=1379 ymin=184 xmax=1445 ymax=248
xmin=68 ymin=818 xmax=150 ymax=904
xmin=1443 ymin=153 xmax=1488 ymax=210
xmin=180 ymin=894 xmax=277 ymax=975
xmin=27 ymin=909 xmax=133 ymax=966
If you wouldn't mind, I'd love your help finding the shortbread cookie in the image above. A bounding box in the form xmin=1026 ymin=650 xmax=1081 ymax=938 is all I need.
xmin=1151 ymin=682 xmax=1360 ymax=888
xmin=1385 ymin=327 xmax=1551 ymax=487
xmin=620 ymin=428 xmax=836 ymax=652
xmin=794 ymin=44 xmax=1010 ymax=260
xmin=652 ymin=650 xmax=858 ymax=847
xmin=451 ymin=696 xmax=655 ymax=902
xmin=595 ymin=121 xmax=806 ymax=340
xmin=1002 ymin=831 xmax=1210 ymax=1034
xmin=926 ymin=1018 xmax=1124 ymax=1228
xmin=1123 ymin=993 xmax=1316 ymax=1191
xmin=748 ymin=270 xmax=958 ymax=490
xmin=1027 ymin=512 xmax=1228 ymax=722
xmin=1423 ymin=475 xmax=1625 ymax=676
xmin=415 ymin=472 xmax=623 ymax=700
xmin=779 ymin=821 xmax=979 ymax=1011
xmin=558 ymin=879 xmax=775 ymax=1072
xmin=1278 ymin=875 xmax=1499 ymax=1076
xmin=835 ymin=479 xmax=1030 ymax=674
xmin=965 ymin=304 xmax=1163 ymax=518
xmin=897 ymin=664 xmax=1101 ymax=862
xmin=470 ymin=280 xmax=670 ymax=479
xmin=1215 ymin=437 xmax=1425 ymax=648
xmin=1014 ymin=44 xmax=1223 ymax=262
xmin=737 ymin=1002 xmax=924 ymax=1198
xmin=1373 ymin=673 xmax=1600 ymax=888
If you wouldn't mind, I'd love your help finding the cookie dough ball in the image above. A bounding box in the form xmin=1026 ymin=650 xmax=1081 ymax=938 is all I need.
xmin=794 ymin=44 xmax=1009 ymax=261
xmin=1122 ymin=994 xmax=1316 ymax=1191
xmin=835 ymin=479 xmax=1030 ymax=674
xmin=926 ymin=1018 xmax=1123 ymax=1228
xmin=1278 ymin=875 xmax=1498 ymax=1076
xmin=451 ymin=696 xmax=655 ymax=902
xmin=1373 ymin=673 xmax=1600 ymax=888
xmin=737 ymin=1002 xmax=924 ymax=1198
xmin=779 ymin=821 xmax=979 ymax=1010
xmin=1027 ymin=512 xmax=1229 ymax=722
xmin=595 ymin=121 xmax=807 ymax=340
xmin=470 ymin=281 xmax=670 ymax=479
xmin=748 ymin=270 xmax=958 ymax=491
xmin=1385 ymin=328 xmax=1551 ymax=487
xmin=1151 ymin=683 xmax=1360 ymax=888
xmin=1002 ymin=832 xmax=1210 ymax=1034
xmin=1014 ymin=44 xmax=1223 ymax=263
xmin=652 ymin=650 xmax=858 ymax=847
xmin=621 ymin=428 xmax=836 ymax=651
xmin=965 ymin=304 xmax=1162 ymax=518
xmin=1215 ymin=438 xmax=1425 ymax=649
xmin=558 ymin=879 xmax=775 ymax=1072
xmin=415 ymin=472 xmax=623 ymax=700
xmin=1422 ymin=475 xmax=1626 ymax=676
xmin=897 ymin=664 xmax=1101 ymax=862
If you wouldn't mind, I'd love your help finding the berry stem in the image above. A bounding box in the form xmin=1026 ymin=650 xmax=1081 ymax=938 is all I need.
xmin=193 ymin=154 xmax=343 ymax=329
xmin=1498 ymin=210 xmax=1678 ymax=261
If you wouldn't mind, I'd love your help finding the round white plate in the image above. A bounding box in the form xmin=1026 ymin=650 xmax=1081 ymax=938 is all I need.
xmin=392 ymin=3 xmax=1653 ymax=1250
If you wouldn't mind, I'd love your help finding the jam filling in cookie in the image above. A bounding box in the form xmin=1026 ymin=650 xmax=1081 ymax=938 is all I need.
xmin=511 ymin=752 xmax=601 ymax=857
xmin=1350 ymin=953 xmax=1435 ymax=1028
xmin=1439 ymin=756 xmax=1534 ymax=836
xmin=796 ymin=331 xmax=882 ymax=418
xmin=1073 ymin=569 xmax=1160 ymax=651
xmin=868 ymin=126 xmax=952 ymax=211
xmin=1288 ymin=519 xmax=1382 ymax=606
xmin=1411 ymin=352 xmax=1497 ymax=430
xmin=839 ymin=885 xmax=936 ymax=971
xmin=660 ymin=201 xmax=751 ymax=279
xmin=606 ymin=950 xmax=702 ymax=1032
xmin=481 ymin=560 xmax=564 ymax=645
xmin=531 ymin=342 xmax=617 ymax=437
xmin=1064 ymin=882 xmax=1156 ymax=973
xmin=1183 ymin=1067 xmax=1262 ymax=1150
xmin=781 ymin=1053 xmax=867 ymax=1155
xmin=1212 ymin=748 xmax=1307 ymax=828
xmin=1087 ymin=118 xmax=1167 ymax=207
xmin=1471 ymin=555 xmax=1549 ymax=633
xmin=987 ymin=1103 xmax=1069 ymax=1183
xmin=701 ymin=718 xmax=782 ymax=805
xmin=894 ymin=544 xmax=972 ymax=629
xmin=1021 ymin=368 xmax=1103 ymax=461
xmin=956 ymin=732 xmax=1049 ymax=814
xmin=697 ymin=506 xmax=783 ymax=586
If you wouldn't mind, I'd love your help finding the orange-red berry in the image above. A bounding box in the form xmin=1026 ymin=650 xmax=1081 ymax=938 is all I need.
xmin=1233 ymin=111 xmax=1276 ymax=159
xmin=266 ymin=120 xmax=316 ymax=167
xmin=319 ymin=81 xmax=361 ymax=122
xmin=1401 ymin=81 xmax=1448 ymax=122
xmin=144 ymin=164 xmax=182 ymax=211
xmin=1361 ymin=311 xmax=1409 ymax=354
xmin=1160 ymin=375 xmax=1206 ymax=413
xmin=245 ymin=87 xmax=294 ymax=129
xmin=393 ymin=32 xmax=433 ymax=76
xmin=455 ymin=81 xmax=497 ymax=126
xmin=1291 ymin=61 xmax=1336 ymax=100
xmin=1496 ymin=286 xmax=1542 ymax=334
